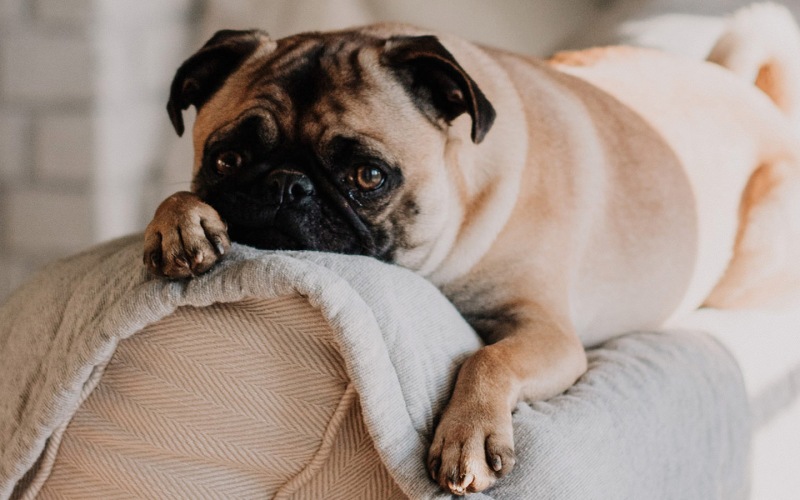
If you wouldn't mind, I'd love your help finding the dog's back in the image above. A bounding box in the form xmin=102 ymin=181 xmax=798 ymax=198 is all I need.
xmin=547 ymin=3 xmax=800 ymax=320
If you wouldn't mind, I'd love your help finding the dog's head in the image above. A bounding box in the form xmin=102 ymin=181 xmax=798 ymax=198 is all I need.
xmin=167 ymin=27 xmax=496 ymax=270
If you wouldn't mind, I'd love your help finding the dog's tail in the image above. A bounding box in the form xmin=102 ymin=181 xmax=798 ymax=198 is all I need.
xmin=708 ymin=3 xmax=800 ymax=129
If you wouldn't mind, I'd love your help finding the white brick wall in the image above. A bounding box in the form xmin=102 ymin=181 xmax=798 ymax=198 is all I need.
xmin=0 ymin=111 xmax=29 ymax=183
xmin=0 ymin=31 xmax=93 ymax=103
xmin=0 ymin=0 xmax=199 ymax=301
xmin=36 ymin=113 xmax=93 ymax=184
xmin=34 ymin=0 xmax=94 ymax=25
xmin=5 ymin=188 xmax=93 ymax=254
xmin=0 ymin=0 xmax=22 ymax=21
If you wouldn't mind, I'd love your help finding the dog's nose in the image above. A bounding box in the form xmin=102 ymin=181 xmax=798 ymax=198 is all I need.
xmin=265 ymin=168 xmax=315 ymax=205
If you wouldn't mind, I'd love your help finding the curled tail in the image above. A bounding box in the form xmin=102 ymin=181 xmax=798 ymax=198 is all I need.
xmin=708 ymin=3 xmax=800 ymax=129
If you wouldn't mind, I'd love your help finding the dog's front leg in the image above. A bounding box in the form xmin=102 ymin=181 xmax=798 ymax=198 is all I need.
xmin=428 ymin=308 xmax=586 ymax=495
xmin=144 ymin=191 xmax=230 ymax=278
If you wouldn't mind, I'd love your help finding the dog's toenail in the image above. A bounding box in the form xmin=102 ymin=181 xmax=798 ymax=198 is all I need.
xmin=214 ymin=240 xmax=226 ymax=255
xmin=429 ymin=458 xmax=440 ymax=480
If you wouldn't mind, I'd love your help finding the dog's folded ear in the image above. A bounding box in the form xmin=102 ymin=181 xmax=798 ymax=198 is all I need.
xmin=382 ymin=35 xmax=496 ymax=144
xmin=167 ymin=29 xmax=271 ymax=136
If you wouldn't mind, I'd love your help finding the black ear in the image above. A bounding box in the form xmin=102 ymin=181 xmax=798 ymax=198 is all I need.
xmin=167 ymin=29 xmax=270 ymax=136
xmin=382 ymin=35 xmax=496 ymax=144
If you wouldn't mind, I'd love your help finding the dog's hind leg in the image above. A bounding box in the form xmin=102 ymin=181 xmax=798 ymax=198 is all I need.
xmin=705 ymin=161 xmax=800 ymax=309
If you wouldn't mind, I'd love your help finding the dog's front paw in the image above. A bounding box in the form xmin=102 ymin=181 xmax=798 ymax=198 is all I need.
xmin=428 ymin=401 xmax=516 ymax=495
xmin=143 ymin=191 xmax=230 ymax=279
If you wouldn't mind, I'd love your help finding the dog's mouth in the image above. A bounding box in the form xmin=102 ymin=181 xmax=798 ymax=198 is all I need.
xmin=206 ymin=191 xmax=305 ymax=250
xmin=229 ymin=223 xmax=302 ymax=251
xmin=213 ymin=191 xmax=280 ymax=228
xmin=203 ymin=188 xmax=371 ymax=254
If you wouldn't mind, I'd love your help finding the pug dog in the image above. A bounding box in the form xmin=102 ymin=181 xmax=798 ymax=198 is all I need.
xmin=145 ymin=5 xmax=800 ymax=495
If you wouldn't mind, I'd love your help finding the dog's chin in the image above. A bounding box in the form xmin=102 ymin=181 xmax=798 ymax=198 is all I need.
xmin=227 ymin=223 xmax=304 ymax=251
xmin=228 ymin=222 xmax=367 ymax=255
xmin=217 ymin=202 xmax=366 ymax=255
xmin=202 ymin=185 xmax=378 ymax=255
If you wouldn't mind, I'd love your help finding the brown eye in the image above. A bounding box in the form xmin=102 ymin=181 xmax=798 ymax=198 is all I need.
xmin=216 ymin=151 xmax=242 ymax=175
xmin=351 ymin=165 xmax=385 ymax=191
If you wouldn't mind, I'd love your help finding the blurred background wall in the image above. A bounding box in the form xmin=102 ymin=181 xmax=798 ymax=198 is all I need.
xmin=1 ymin=0 xmax=798 ymax=300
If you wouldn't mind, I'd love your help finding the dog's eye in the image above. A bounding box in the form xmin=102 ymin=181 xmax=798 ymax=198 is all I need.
xmin=350 ymin=165 xmax=385 ymax=191
xmin=216 ymin=151 xmax=242 ymax=175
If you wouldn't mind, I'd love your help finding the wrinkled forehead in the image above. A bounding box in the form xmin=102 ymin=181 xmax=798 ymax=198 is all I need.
xmin=253 ymin=32 xmax=382 ymax=114
xmin=195 ymin=32 xmax=392 ymax=144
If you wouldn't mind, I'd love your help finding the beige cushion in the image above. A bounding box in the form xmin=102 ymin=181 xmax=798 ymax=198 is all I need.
xmin=36 ymin=297 xmax=403 ymax=499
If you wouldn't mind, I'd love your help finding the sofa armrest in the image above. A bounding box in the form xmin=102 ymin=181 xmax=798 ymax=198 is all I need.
xmin=1 ymin=237 xmax=750 ymax=499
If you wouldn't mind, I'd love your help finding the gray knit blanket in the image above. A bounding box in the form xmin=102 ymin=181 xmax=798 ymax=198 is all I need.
xmin=0 ymin=236 xmax=750 ymax=499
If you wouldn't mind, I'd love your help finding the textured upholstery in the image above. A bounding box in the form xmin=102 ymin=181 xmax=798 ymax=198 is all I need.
xmin=0 ymin=237 xmax=751 ymax=499
xmin=37 ymin=298 xmax=402 ymax=499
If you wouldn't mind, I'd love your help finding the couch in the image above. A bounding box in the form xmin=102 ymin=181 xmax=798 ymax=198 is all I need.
xmin=0 ymin=236 xmax=779 ymax=499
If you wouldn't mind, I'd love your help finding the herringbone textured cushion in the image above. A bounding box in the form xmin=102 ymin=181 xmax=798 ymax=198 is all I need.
xmin=36 ymin=297 xmax=403 ymax=499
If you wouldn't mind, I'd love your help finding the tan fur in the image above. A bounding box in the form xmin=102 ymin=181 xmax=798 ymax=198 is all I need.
xmin=145 ymin=8 xmax=800 ymax=495
xmin=548 ymin=45 xmax=639 ymax=67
